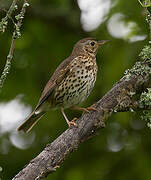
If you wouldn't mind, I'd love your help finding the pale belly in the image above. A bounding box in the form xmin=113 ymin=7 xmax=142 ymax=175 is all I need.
xmin=62 ymin=74 xmax=96 ymax=108
xmin=53 ymin=61 xmax=97 ymax=109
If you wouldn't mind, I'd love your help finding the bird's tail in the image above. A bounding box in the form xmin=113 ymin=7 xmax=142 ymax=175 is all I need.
xmin=17 ymin=111 xmax=45 ymax=133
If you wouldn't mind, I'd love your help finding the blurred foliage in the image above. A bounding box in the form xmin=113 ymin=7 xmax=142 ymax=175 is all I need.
xmin=0 ymin=0 xmax=151 ymax=180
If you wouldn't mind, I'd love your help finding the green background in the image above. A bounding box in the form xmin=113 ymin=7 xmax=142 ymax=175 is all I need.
xmin=0 ymin=0 xmax=151 ymax=180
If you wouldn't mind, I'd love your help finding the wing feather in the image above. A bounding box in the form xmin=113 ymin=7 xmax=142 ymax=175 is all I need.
xmin=35 ymin=56 xmax=74 ymax=110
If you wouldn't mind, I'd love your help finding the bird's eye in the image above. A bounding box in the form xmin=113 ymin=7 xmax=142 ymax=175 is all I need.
xmin=90 ymin=41 xmax=95 ymax=46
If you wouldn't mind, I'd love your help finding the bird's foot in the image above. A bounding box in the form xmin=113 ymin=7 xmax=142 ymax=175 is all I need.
xmin=72 ymin=106 xmax=98 ymax=114
xmin=61 ymin=108 xmax=78 ymax=128
xmin=68 ymin=117 xmax=78 ymax=127
xmin=84 ymin=106 xmax=98 ymax=112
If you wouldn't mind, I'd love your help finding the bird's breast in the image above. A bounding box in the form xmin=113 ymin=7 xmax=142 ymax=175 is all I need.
xmin=52 ymin=56 xmax=98 ymax=108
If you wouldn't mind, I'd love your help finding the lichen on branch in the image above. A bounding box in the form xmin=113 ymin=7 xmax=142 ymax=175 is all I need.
xmin=0 ymin=0 xmax=18 ymax=33
xmin=138 ymin=0 xmax=151 ymax=7
xmin=0 ymin=0 xmax=29 ymax=93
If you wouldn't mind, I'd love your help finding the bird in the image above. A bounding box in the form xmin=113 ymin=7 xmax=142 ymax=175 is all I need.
xmin=17 ymin=37 xmax=108 ymax=133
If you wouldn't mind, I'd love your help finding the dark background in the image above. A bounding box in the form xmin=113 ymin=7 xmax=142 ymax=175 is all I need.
xmin=0 ymin=0 xmax=151 ymax=180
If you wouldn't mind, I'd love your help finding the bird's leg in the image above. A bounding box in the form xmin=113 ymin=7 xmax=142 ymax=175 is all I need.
xmin=72 ymin=105 xmax=98 ymax=114
xmin=61 ymin=107 xmax=77 ymax=127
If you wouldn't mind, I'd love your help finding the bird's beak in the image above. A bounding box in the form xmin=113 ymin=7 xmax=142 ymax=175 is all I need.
xmin=98 ymin=40 xmax=109 ymax=46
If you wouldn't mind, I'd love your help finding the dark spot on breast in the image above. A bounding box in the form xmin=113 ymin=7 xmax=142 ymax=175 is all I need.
xmin=78 ymin=81 xmax=87 ymax=91
xmin=86 ymin=65 xmax=92 ymax=70
xmin=56 ymin=93 xmax=65 ymax=101
xmin=72 ymin=79 xmax=77 ymax=83
xmin=60 ymin=87 xmax=64 ymax=92
xmin=72 ymin=90 xmax=76 ymax=94
xmin=75 ymin=84 xmax=79 ymax=87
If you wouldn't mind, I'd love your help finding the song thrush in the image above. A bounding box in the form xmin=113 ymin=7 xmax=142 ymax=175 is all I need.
xmin=17 ymin=37 xmax=108 ymax=133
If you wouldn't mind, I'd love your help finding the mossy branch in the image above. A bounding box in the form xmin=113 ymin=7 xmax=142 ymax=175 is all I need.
xmin=0 ymin=0 xmax=29 ymax=92
xmin=0 ymin=0 xmax=18 ymax=33
xmin=138 ymin=0 xmax=151 ymax=7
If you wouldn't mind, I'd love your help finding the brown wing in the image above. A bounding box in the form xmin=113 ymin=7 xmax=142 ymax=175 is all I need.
xmin=35 ymin=56 xmax=74 ymax=110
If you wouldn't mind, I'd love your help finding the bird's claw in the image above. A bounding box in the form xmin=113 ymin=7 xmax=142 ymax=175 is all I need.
xmin=80 ymin=106 xmax=98 ymax=115
xmin=68 ymin=117 xmax=78 ymax=127
xmin=72 ymin=105 xmax=98 ymax=114
xmin=85 ymin=106 xmax=98 ymax=112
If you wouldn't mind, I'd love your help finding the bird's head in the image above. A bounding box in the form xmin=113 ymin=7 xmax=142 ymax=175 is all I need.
xmin=72 ymin=37 xmax=109 ymax=57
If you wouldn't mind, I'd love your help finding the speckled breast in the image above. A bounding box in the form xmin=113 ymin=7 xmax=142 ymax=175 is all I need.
xmin=53 ymin=56 xmax=98 ymax=108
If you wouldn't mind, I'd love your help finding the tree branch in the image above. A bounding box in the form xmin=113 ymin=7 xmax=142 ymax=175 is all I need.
xmin=0 ymin=0 xmax=29 ymax=92
xmin=13 ymin=56 xmax=151 ymax=180
xmin=138 ymin=0 xmax=151 ymax=7
xmin=0 ymin=0 xmax=18 ymax=33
